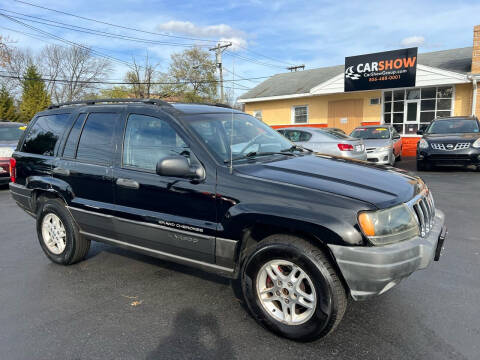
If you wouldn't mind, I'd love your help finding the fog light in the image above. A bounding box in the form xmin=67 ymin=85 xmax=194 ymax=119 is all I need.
xmin=418 ymin=155 xmax=424 ymax=159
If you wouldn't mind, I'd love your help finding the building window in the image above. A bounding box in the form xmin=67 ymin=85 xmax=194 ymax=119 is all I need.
xmin=383 ymin=86 xmax=453 ymax=135
xmin=253 ymin=110 xmax=263 ymax=122
xmin=370 ymin=98 xmax=381 ymax=105
xmin=292 ymin=105 xmax=308 ymax=124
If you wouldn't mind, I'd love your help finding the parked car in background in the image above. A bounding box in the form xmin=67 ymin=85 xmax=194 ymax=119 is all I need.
xmin=0 ymin=122 xmax=25 ymax=185
xmin=277 ymin=127 xmax=367 ymax=160
xmin=416 ymin=116 xmax=480 ymax=171
xmin=350 ymin=125 xmax=402 ymax=166
xmin=323 ymin=127 xmax=346 ymax=135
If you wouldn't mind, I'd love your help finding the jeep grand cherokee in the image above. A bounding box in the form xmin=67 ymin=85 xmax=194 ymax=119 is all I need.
xmin=9 ymin=99 xmax=447 ymax=341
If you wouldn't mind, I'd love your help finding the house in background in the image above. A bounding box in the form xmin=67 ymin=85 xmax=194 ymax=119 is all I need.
xmin=238 ymin=26 xmax=480 ymax=156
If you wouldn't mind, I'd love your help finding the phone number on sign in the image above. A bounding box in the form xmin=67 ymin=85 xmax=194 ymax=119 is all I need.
xmin=368 ymin=75 xmax=401 ymax=82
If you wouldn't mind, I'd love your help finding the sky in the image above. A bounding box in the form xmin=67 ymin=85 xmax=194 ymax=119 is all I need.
xmin=2 ymin=0 xmax=480 ymax=97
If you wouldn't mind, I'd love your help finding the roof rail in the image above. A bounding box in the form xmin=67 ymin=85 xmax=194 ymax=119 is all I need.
xmin=47 ymin=98 xmax=174 ymax=109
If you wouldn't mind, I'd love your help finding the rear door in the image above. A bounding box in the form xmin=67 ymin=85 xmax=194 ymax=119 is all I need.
xmin=112 ymin=110 xmax=218 ymax=263
xmin=53 ymin=111 xmax=123 ymax=238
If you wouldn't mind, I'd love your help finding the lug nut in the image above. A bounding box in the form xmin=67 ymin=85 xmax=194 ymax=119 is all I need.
xmin=275 ymin=290 xmax=281 ymax=296
xmin=277 ymin=281 xmax=282 ymax=286
xmin=285 ymin=299 xmax=289 ymax=304
xmin=287 ymin=282 xmax=293 ymax=287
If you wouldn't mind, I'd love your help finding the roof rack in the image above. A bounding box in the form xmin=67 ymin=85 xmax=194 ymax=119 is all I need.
xmin=47 ymin=98 xmax=174 ymax=109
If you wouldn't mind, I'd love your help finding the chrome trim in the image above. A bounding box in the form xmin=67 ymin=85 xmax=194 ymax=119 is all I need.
xmin=431 ymin=142 xmax=471 ymax=151
xmin=80 ymin=230 xmax=234 ymax=275
xmin=67 ymin=206 xmax=113 ymax=218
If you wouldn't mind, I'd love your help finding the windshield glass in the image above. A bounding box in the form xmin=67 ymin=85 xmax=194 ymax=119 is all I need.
xmin=0 ymin=126 xmax=24 ymax=141
xmin=185 ymin=113 xmax=293 ymax=162
xmin=426 ymin=119 xmax=479 ymax=134
xmin=350 ymin=127 xmax=390 ymax=139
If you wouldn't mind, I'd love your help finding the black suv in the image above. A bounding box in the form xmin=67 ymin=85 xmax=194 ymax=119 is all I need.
xmin=416 ymin=116 xmax=480 ymax=171
xmin=10 ymin=99 xmax=447 ymax=341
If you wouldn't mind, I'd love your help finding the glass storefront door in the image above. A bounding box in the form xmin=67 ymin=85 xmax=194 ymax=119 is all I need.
xmin=404 ymin=100 xmax=420 ymax=134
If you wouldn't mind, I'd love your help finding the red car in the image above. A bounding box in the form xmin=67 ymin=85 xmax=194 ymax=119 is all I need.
xmin=0 ymin=122 xmax=25 ymax=185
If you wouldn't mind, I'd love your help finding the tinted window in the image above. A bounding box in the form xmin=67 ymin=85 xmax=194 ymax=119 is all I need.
xmin=76 ymin=113 xmax=119 ymax=165
xmin=21 ymin=114 xmax=71 ymax=156
xmin=0 ymin=126 xmax=24 ymax=141
xmin=284 ymin=130 xmax=311 ymax=142
xmin=123 ymin=114 xmax=188 ymax=171
xmin=62 ymin=113 xmax=87 ymax=158
xmin=314 ymin=129 xmax=351 ymax=140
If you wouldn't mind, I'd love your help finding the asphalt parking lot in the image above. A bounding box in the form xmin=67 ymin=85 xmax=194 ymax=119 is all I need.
xmin=0 ymin=158 xmax=479 ymax=360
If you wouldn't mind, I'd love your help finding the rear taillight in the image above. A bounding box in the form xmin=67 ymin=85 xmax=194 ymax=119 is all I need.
xmin=9 ymin=158 xmax=16 ymax=183
xmin=337 ymin=143 xmax=354 ymax=151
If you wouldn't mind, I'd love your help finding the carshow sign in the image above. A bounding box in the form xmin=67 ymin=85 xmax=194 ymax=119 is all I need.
xmin=344 ymin=48 xmax=417 ymax=92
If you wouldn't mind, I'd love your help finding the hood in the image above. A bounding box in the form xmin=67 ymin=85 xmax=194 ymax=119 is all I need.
xmin=236 ymin=154 xmax=420 ymax=209
xmin=362 ymin=139 xmax=391 ymax=148
xmin=423 ymin=133 xmax=480 ymax=142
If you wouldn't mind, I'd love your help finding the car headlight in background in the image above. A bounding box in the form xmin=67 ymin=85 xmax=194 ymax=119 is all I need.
xmin=0 ymin=147 xmax=15 ymax=158
xmin=358 ymin=204 xmax=419 ymax=245
xmin=472 ymin=138 xmax=480 ymax=148
xmin=418 ymin=139 xmax=429 ymax=149
xmin=376 ymin=145 xmax=392 ymax=152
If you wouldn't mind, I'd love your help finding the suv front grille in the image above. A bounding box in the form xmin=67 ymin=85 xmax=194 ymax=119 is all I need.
xmin=409 ymin=192 xmax=436 ymax=237
xmin=431 ymin=142 xmax=470 ymax=151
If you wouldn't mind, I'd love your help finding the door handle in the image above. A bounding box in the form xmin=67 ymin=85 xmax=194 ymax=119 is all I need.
xmin=116 ymin=178 xmax=140 ymax=189
xmin=53 ymin=167 xmax=70 ymax=176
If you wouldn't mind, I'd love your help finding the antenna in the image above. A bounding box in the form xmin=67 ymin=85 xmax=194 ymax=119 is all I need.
xmin=229 ymin=57 xmax=235 ymax=174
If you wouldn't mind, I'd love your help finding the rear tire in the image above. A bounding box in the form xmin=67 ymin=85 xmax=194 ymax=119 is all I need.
xmin=241 ymin=234 xmax=347 ymax=341
xmin=36 ymin=198 xmax=90 ymax=265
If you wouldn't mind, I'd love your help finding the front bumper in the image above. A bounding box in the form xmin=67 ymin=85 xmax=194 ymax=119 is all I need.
xmin=341 ymin=151 xmax=367 ymax=161
xmin=366 ymin=150 xmax=392 ymax=165
xmin=417 ymin=147 xmax=480 ymax=166
xmin=328 ymin=209 xmax=446 ymax=301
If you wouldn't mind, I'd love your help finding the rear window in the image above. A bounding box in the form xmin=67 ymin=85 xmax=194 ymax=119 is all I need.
xmin=21 ymin=114 xmax=72 ymax=156
xmin=76 ymin=113 xmax=120 ymax=165
xmin=0 ymin=126 xmax=24 ymax=141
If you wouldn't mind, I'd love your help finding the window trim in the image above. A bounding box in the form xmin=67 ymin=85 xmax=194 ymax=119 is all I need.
xmin=291 ymin=105 xmax=309 ymax=124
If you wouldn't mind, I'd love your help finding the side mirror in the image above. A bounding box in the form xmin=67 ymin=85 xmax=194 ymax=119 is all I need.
xmin=393 ymin=134 xmax=401 ymax=140
xmin=416 ymin=129 xmax=424 ymax=135
xmin=156 ymin=155 xmax=205 ymax=180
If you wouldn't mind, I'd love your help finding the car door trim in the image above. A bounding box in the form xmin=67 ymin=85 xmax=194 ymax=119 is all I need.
xmin=79 ymin=230 xmax=235 ymax=276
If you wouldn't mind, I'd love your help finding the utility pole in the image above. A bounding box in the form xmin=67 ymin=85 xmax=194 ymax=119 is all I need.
xmin=287 ymin=64 xmax=305 ymax=72
xmin=209 ymin=42 xmax=232 ymax=103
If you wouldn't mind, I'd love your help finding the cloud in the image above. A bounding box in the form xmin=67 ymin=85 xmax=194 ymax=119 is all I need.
xmin=400 ymin=36 xmax=425 ymax=47
xmin=156 ymin=21 xmax=247 ymax=49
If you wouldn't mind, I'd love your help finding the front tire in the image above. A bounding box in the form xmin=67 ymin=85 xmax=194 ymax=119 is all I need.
xmin=36 ymin=198 xmax=90 ymax=265
xmin=241 ymin=234 xmax=347 ymax=341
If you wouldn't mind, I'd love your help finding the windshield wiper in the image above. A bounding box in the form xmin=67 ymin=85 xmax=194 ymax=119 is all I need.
xmin=281 ymin=144 xmax=312 ymax=153
xmin=225 ymin=150 xmax=296 ymax=163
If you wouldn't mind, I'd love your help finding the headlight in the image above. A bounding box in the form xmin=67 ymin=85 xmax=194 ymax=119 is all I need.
xmin=376 ymin=145 xmax=392 ymax=152
xmin=473 ymin=138 xmax=480 ymax=148
xmin=358 ymin=204 xmax=419 ymax=245
xmin=418 ymin=139 xmax=429 ymax=149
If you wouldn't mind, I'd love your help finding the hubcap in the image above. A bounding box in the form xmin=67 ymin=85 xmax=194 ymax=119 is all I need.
xmin=41 ymin=213 xmax=67 ymax=255
xmin=256 ymin=259 xmax=316 ymax=325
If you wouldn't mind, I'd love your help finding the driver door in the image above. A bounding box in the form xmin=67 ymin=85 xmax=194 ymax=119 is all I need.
xmin=112 ymin=112 xmax=217 ymax=263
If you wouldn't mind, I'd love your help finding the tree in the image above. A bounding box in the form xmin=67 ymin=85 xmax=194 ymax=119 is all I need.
xmin=19 ymin=65 xmax=50 ymax=122
xmin=124 ymin=54 xmax=158 ymax=98
xmin=0 ymin=86 xmax=19 ymax=122
xmin=39 ymin=45 xmax=111 ymax=103
xmin=165 ymin=47 xmax=217 ymax=102
xmin=98 ymin=86 xmax=131 ymax=99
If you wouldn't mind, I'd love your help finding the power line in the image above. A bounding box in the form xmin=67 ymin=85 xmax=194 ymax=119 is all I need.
xmin=0 ymin=73 xmax=260 ymax=87
xmin=224 ymin=51 xmax=286 ymax=70
xmin=11 ymin=1 xmax=299 ymax=68
xmin=0 ymin=9 xmax=211 ymax=48
xmin=12 ymin=0 xmax=226 ymax=44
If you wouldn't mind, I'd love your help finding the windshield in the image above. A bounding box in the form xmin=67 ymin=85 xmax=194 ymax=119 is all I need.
xmin=350 ymin=127 xmax=390 ymax=139
xmin=0 ymin=125 xmax=24 ymax=141
xmin=426 ymin=119 xmax=479 ymax=134
xmin=185 ymin=113 xmax=293 ymax=162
